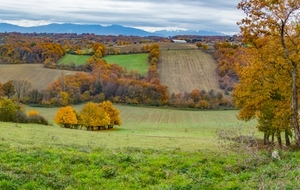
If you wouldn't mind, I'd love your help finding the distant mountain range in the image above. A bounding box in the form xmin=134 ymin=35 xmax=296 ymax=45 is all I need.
xmin=0 ymin=23 xmax=225 ymax=37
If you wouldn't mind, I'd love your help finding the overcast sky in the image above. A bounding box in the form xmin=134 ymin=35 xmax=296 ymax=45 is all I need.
xmin=0 ymin=0 xmax=245 ymax=34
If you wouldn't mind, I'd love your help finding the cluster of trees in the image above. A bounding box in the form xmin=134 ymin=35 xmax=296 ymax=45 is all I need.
xmin=213 ymin=42 xmax=245 ymax=93
xmin=234 ymin=0 xmax=300 ymax=148
xmin=0 ymin=43 xmax=65 ymax=64
xmin=0 ymin=97 xmax=48 ymax=125
xmin=169 ymin=89 xmax=231 ymax=109
xmin=54 ymin=101 xmax=121 ymax=130
xmin=0 ymin=79 xmax=33 ymax=100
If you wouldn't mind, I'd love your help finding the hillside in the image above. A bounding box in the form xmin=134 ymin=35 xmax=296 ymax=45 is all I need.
xmin=158 ymin=49 xmax=221 ymax=94
xmin=0 ymin=64 xmax=80 ymax=90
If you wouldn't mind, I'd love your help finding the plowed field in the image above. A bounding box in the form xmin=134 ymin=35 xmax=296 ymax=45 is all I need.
xmin=0 ymin=64 xmax=80 ymax=90
xmin=158 ymin=49 xmax=221 ymax=94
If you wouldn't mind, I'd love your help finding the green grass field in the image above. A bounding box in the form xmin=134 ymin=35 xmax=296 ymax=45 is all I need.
xmin=1 ymin=105 xmax=300 ymax=189
xmin=102 ymin=54 xmax=149 ymax=75
xmin=24 ymin=104 xmax=257 ymax=151
xmin=58 ymin=54 xmax=91 ymax=66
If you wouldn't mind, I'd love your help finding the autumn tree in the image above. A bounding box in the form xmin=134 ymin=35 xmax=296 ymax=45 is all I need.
xmin=54 ymin=106 xmax=78 ymax=128
xmin=3 ymin=80 xmax=15 ymax=98
xmin=0 ymin=83 xmax=4 ymax=97
xmin=79 ymin=102 xmax=110 ymax=130
xmin=0 ymin=98 xmax=21 ymax=122
xmin=237 ymin=0 xmax=300 ymax=146
xmin=13 ymin=78 xmax=32 ymax=100
xmin=234 ymin=37 xmax=292 ymax=147
xmin=99 ymin=101 xmax=121 ymax=128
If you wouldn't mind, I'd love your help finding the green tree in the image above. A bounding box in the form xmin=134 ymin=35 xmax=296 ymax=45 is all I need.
xmin=0 ymin=98 xmax=21 ymax=122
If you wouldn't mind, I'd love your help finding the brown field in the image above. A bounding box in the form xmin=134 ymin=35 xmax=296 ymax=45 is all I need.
xmin=112 ymin=42 xmax=197 ymax=53
xmin=0 ymin=64 xmax=80 ymax=90
xmin=158 ymin=49 xmax=221 ymax=94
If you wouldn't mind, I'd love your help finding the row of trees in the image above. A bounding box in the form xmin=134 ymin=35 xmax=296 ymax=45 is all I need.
xmin=169 ymin=89 xmax=231 ymax=109
xmin=0 ymin=79 xmax=33 ymax=99
xmin=54 ymin=101 xmax=121 ymax=130
xmin=0 ymin=43 xmax=65 ymax=64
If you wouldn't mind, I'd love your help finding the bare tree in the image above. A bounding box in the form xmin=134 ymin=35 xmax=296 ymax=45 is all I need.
xmin=13 ymin=78 xmax=32 ymax=100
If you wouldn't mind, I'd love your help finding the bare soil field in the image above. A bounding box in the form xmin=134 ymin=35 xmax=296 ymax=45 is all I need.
xmin=158 ymin=49 xmax=221 ymax=94
xmin=112 ymin=42 xmax=197 ymax=52
xmin=0 ymin=64 xmax=80 ymax=90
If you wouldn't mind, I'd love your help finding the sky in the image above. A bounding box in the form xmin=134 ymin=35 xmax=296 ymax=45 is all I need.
xmin=0 ymin=0 xmax=245 ymax=34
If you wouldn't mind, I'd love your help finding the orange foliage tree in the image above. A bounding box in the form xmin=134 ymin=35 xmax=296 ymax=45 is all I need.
xmin=237 ymin=0 xmax=300 ymax=147
xmin=79 ymin=102 xmax=110 ymax=130
xmin=54 ymin=106 xmax=78 ymax=128
xmin=99 ymin=101 xmax=121 ymax=128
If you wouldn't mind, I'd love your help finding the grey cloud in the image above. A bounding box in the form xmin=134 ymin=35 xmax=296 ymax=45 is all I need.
xmin=0 ymin=0 xmax=244 ymax=34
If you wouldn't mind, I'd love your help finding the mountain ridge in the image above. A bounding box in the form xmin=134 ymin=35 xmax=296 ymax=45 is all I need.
xmin=0 ymin=23 xmax=225 ymax=37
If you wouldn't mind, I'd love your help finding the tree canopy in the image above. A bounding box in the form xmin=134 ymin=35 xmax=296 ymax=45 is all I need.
xmin=236 ymin=0 xmax=300 ymax=147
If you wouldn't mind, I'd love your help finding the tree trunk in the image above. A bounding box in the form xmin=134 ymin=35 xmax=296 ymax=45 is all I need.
xmin=264 ymin=133 xmax=270 ymax=145
xmin=285 ymin=130 xmax=291 ymax=146
xmin=271 ymin=133 xmax=275 ymax=144
xmin=291 ymin=64 xmax=300 ymax=147
xmin=277 ymin=133 xmax=282 ymax=149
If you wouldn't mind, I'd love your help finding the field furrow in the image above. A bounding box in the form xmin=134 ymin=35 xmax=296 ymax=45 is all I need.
xmin=158 ymin=50 xmax=221 ymax=94
xmin=0 ymin=64 xmax=80 ymax=90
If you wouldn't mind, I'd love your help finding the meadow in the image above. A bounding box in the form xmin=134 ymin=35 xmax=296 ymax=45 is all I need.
xmin=24 ymin=104 xmax=256 ymax=151
xmin=58 ymin=54 xmax=91 ymax=66
xmin=102 ymin=53 xmax=149 ymax=75
xmin=1 ymin=105 xmax=300 ymax=189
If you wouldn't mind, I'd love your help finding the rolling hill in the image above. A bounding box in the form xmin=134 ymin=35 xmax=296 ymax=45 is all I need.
xmin=0 ymin=43 xmax=222 ymax=95
xmin=0 ymin=64 xmax=80 ymax=90
xmin=158 ymin=48 xmax=221 ymax=94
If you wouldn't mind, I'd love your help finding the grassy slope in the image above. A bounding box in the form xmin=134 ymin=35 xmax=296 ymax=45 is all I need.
xmin=102 ymin=54 xmax=149 ymax=75
xmin=58 ymin=54 xmax=91 ymax=66
xmin=0 ymin=64 xmax=79 ymax=90
xmin=1 ymin=105 xmax=300 ymax=189
xmin=24 ymin=104 xmax=256 ymax=151
xmin=158 ymin=49 xmax=221 ymax=94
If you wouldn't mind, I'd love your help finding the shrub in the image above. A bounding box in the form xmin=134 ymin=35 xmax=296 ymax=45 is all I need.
xmin=27 ymin=115 xmax=49 ymax=125
xmin=0 ymin=98 xmax=21 ymax=122
xmin=28 ymin=110 xmax=39 ymax=116
xmin=15 ymin=110 xmax=28 ymax=123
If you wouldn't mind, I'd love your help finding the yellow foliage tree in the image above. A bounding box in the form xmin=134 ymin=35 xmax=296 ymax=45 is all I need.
xmin=99 ymin=101 xmax=121 ymax=129
xmin=28 ymin=110 xmax=38 ymax=116
xmin=234 ymin=36 xmax=292 ymax=148
xmin=79 ymin=102 xmax=110 ymax=130
xmin=237 ymin=0 xmax=300 ymax=147
xmin=54 ymin=106 xmax=78 ymax=128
